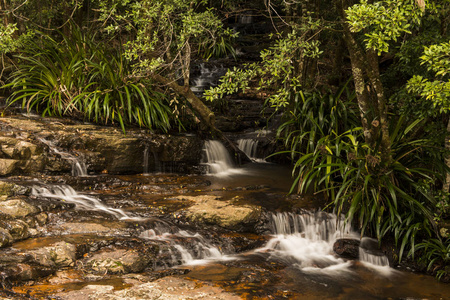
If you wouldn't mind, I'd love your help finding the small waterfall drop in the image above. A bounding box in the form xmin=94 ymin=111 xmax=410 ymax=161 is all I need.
xmin=39 ymin=138 xmax=87 ymax=176
xmin=143 ymin=145 xmax=149 ymax=174
xmin=191 ymin=64 xmax=226 ymax=95
xmin=140 ymin=228 xmax=232 ymax=267
xmin=359 ymin=237 xmax=390 ymax=268
xmin=202 ymin=140 xmax=240 ymax=176
xmin=237 ymin=138 xmax=263 ymax=162
xmin=258 ymin=212 xmax=392 ymax=274
xmin=31 ymin=185 xmax=139 ymax=220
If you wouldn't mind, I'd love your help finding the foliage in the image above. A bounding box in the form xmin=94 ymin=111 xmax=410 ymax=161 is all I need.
xmin=293 ymin=113 xmax=443 ymax=260
xmin=407 ymin=41 xmax=450 ymax=113
xmin=414 ymin=237 xmax=450 ymax=280
xmin=2 ymin=28 xmax=172 ymax=133
xmin=345 ymin=0 xmax=425 ymax=54
xmin=98 ymin=0 xmax=237 ymax=79
xmin=205 ymin=22 xmax=323 ymax=105
xmin=276 ymin=80 xmax=359 ymax=165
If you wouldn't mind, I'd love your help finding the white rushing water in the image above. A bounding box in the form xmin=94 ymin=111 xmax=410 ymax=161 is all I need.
xmin=257 ymin=212 xmax=392 ymax=275
xmin=140 ymin=228 xmax=233 ymax=267
xmin=237 ymin=138 xmax=264 ymax=162
xmin=31 ymin=185 xmax=139 ymax=220
xmin=38 ymin=138 xmax=87 ymax=176
xmin=202 ymin=140 xmax=246 ymax=176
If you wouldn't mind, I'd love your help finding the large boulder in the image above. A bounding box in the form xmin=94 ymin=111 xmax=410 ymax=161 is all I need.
xmin=0 ymin=136 xmax=46 ymax=176
xmin=30 ymin=241 xmax=77 ymax=268
xmin=0 ymin=198 xmax=39 ymax=218
xmin=85 ymin=249 xmax=153 ymax=274
xmin=180 ymin=195 xmax=262 ymax=231
xmin=333 ymin=238 xmax=360 ymax=259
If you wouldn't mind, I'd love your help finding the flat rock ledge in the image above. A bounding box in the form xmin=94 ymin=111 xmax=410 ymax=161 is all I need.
xmin=54 ymin=276 xmax=241 ymax=300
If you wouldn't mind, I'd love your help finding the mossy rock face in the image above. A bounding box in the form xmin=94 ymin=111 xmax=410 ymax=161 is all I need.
xmin=0 ymin=116 xmax=204 ymax=175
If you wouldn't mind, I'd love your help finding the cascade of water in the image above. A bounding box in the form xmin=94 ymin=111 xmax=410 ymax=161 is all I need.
xmin=38 ymin=138 xmax=87 ymax=176
xmin=143 ymin=145 xmax=149 ymax=174
xmin=202 ymin=140 xmax=237 ymax=176
xmin=140 ymin=228 xmax=231 ymax=267
xmin=31 ymin=185 xmax=138 ymax=220
xmin=191 ymin=64 xmax=226 ymax=95
xmin=237 ymin=139 xmax=259 ymax=161
xmin=258 ymin=212 xmax=391 ymax=274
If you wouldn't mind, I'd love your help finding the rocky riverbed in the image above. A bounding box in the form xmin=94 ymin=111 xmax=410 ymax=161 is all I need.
xmin=1 ymin=115 xmax=449 ymax=299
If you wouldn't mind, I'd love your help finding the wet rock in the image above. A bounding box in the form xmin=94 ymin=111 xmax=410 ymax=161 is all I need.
xmin=0 ymin=198 xmax=39 ymax=218
xmin=333 ymin=238 xmax=360 ymax=259
xmin=35 ymin=212 xmax=48 ymax=226
xmin=0 ymin=181 xmax=29 ymax=196
xmin=180 ymin=195 xmax=262 ymax=231
xmin=0 ymin=136 xmax=46 ymax=176
xmin=0 ymin=136 xmax=41 ymax=159
xmin=3 ymin=220 xmax=30 ymax=240
xmin=1 ymin=263 xmax=55 ymax=282
xmin=85 ymin=249 xmax=152 ymax=274
xmin=56 ymin=222 xmax=122 ymax=235
xmin=30 ymin=242 xmax=77 ymax=268
xmin=1 ymin=116 xmax=204 ymax=175
xmin=0 ymin=228 xmax=13 ymax=248
xmin=0 ymin=159 xmax=19 ymax=176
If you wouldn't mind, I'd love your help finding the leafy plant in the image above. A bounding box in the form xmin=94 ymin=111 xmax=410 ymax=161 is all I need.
xmin=298 ymin=116 xmax=444 ymax=260
xmin=3 ymin=27 xmax=172 ymax=133
xmin=414 ymin=237 xmax=450 ymax=280
xmin=276 ymin=83 xmax=446 ymax=261
xmin=276 ymin=80 xmax=359 ymax=165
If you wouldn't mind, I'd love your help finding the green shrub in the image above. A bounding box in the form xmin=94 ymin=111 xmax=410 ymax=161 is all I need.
xmin=414 ymin=237 xmax=450 ymax=280
xmin=3 ymin=27 xmax=172 ymax=133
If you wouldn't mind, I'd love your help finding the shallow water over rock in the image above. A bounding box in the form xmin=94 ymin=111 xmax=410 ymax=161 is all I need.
xmin=1 ymin=164 xmax=449 ymax=300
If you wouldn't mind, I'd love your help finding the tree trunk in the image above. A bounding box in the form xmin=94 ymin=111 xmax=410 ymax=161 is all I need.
xmin=443 ymin=117 xmax=450 ymax=193
xmin=334 ymin=0 xmax=392 ymax=163
xmin=151 ymin=73 xmax=215 ymax=129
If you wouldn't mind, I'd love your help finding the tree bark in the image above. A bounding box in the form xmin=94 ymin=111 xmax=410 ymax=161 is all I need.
xmin=443 ymin=117 xmax=450 ymax=193
xmin=334 ymin=0 xmax=392 ymax=163
xmin=150 ymin=73 xmax=216 ymax=129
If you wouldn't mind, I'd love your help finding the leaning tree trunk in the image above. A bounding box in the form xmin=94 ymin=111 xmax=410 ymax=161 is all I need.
xmin=150 ymin=73 xmax=251 ymax=164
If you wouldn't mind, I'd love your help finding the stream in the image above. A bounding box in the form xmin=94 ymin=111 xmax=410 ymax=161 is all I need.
xmin=1 ymin=136 xmax=449 ymax=299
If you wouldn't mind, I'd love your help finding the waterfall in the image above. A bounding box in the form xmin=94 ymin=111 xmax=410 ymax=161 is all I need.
xmin=38 ymin=138 xmax=87 ymax=176
xmin=202 ymin=140 xmax=237 ymax=176
xmin=31 ymin=185 xmax=140 ymax=220
xmin=258 ymin=212 xmax=391 ymax=274
xmin=191 ymin=64 xmax=226 ymax=95
xmin=143 ymin=145 xmax=149 ymax=174
xmin=237 ymin=138 xmax=263 ymax=161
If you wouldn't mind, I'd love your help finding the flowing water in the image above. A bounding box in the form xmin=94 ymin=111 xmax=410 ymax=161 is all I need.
xmin=38 ymin=137 xmax=88 ymax=176
xmin=202 ymin=140 xmax=247 ymax=176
